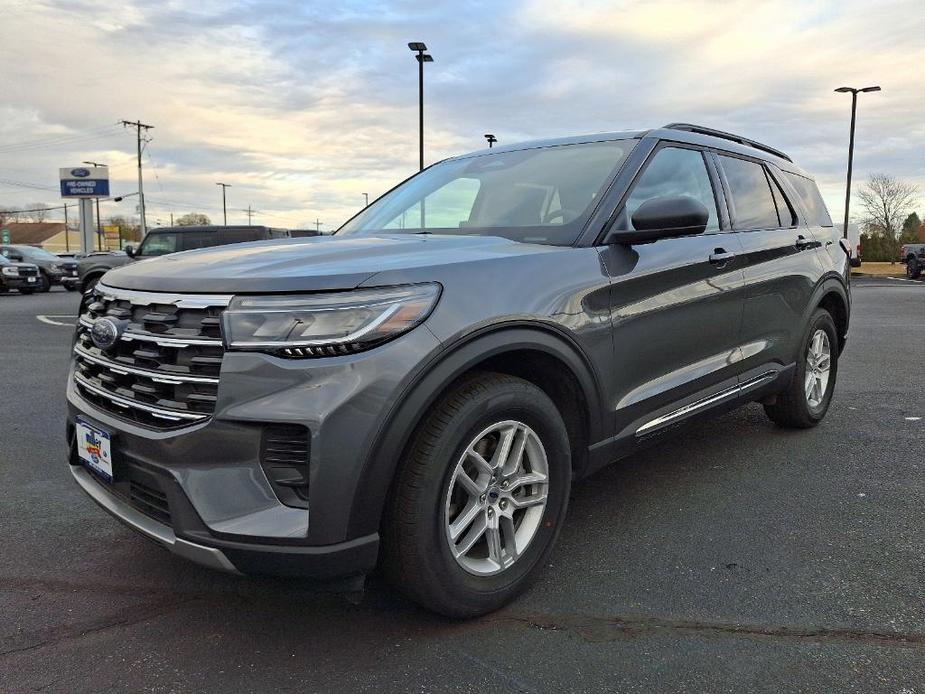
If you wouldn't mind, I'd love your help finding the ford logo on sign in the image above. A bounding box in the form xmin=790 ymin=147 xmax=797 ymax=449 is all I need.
xmin=71 ymin=168 xmax=91 ymax=178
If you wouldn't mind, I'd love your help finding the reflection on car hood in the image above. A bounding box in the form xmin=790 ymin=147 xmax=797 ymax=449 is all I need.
xmin=102 ymin=234 xmax=563 ymax=293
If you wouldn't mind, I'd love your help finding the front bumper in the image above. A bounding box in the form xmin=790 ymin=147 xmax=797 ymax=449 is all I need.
xmin=66 ymin=324 xmax=442 ymax=578
xmin=2 ymin=276 xmax=39 ymax=289
xmin=61 ymin=274 xmax=80 ymax=287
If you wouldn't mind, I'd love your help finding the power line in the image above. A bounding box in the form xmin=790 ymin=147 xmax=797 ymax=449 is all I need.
xmin=0 ymin=124 xmax=122 ymax=154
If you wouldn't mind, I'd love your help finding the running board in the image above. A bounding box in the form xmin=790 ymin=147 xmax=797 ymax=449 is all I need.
xmin=635 ymin=372 xmax=778 ymax=436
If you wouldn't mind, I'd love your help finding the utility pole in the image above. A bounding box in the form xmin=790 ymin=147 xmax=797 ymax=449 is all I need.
xmin=121 ymin=120 xmax=154 ymax=238
xmin=170 ymin=212 xmax=174 ymax=226
xmin=247 ymin=205 xmax=253 ymax=225
xmin=484 ymin=134 xmax=497 ymax=148
xmin=216 ymin=182 xmax=231 ymax=225
xmin=314 ymin=218 xmax=322 ymax=232
xmin=363 ymin=193 xmax=369 ymax=208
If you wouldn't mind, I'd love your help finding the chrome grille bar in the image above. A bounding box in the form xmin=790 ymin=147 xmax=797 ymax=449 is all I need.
xmin=73 ymin=373 xmax=209 ymax=422
xmin=78 ymin=316 xmax=222 ymax=348
xmin=73 ymin=344 xmax=219 ymax=385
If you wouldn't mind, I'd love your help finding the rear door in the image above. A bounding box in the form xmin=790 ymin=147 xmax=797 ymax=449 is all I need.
xmin=597 ymin=143 xmax=747 ymax=439
xmin=715 ymin=153 xmax=818 ymax=377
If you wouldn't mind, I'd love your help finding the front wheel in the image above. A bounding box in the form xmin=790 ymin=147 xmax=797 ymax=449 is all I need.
xmin=907 ymin=259 xmax=921 ymax=279
xmin=37 ymin=272 xmax=51 ymax=292
xmin=382 ymin=372 xmax=571 ymax=618
xmin=764 ymin=308 xmax=838 ymax=428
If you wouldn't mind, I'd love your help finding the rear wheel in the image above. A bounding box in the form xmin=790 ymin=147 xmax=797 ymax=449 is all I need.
xmin=764 ymin=308 xmax=838 ymax=428
xmin=907 ymin=258 xmax=921 ymax=279
xmin=382 ymin=372 xmax=571 ymax=618
xmin=82 ymin=275 xmax=101 ymax=294
xmin=18 ymin=288 xmax=34 ymax=295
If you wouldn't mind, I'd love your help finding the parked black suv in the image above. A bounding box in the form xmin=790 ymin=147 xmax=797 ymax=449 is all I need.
xmin=0 ymin=254 xmax=42 ymax=293
xmin=77 ymin=225 xmax=290 ymax=292
xmin=67 ymin=124 xmax=849 ymax=617
xmin=0 ymin=244 xmax=79 ymax=291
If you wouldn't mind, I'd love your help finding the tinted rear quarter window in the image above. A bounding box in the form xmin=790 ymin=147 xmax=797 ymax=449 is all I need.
xmin=719 ymin=155 xmax=779 ymax=230
xmin=784 ymin=173 xmax=834 ymax=227
xmin=220 ymin=228 xmax=267 ymax=244
xmin=179 ymin=231 xmax=222 ymax=251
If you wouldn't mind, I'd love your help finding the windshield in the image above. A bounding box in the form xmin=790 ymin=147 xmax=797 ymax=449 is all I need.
xmin=17 ymin=246 xmax=59 ymax=261
xmin=338 ymin=139 xmax=637 ymax=245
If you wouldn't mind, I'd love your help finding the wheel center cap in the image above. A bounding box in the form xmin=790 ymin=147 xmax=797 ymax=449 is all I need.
xmin=487 ymin=487 xmax=501 ymax=503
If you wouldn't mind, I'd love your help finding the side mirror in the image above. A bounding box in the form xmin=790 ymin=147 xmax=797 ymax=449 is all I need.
xmin=606 ymin=196 xmax=710 ymax=245
xmin=124 ymin=245 xmax=135 ymax=258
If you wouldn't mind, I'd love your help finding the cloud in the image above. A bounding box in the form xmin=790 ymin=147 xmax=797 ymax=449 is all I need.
xmin=0 ymin=0 xmax=922 ymax=229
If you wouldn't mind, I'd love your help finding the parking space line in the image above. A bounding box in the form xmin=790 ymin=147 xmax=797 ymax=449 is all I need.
xmin=36 ymin=315 xmax=76 ymax=327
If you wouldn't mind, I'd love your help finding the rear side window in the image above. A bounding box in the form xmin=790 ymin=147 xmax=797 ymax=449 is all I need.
xmin=179 ymin=231 xmax=222 ymax=251
xmin=220 ymin=228 xmax=266 ymax=244
xmin=718 ymin=156 xmax=779 ymax=230
xmin=784 ymin=173 xmax=834 ymax=227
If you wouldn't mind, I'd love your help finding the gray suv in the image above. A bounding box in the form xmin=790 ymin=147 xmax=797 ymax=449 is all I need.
xmin=66 ymin=124 xmax=849 ymax=617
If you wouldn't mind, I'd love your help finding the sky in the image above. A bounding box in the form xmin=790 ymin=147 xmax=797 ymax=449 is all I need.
xmin=1 ymin=0 xmax=922 ymax=231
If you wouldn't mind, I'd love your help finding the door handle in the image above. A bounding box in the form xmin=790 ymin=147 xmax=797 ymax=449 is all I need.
xmin=796 ymin=235 xmax=813 ymax=250
xmin=709 ymin=249 xmax=736 ymax=266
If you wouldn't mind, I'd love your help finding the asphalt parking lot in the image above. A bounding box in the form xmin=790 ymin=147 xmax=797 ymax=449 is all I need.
xmin=2 ymin=277 xmax=924 ymax=693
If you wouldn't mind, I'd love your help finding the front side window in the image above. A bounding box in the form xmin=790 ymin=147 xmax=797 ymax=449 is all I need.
xmin=719 ymin=156 xmax=780 ymax=230
xmin=621 ymin=146 xmax=720 ymax=232
xmin=138 ymin=233 xmax=178 ymax=257
xmin=339 ymin=139 xmax=638 ymax=245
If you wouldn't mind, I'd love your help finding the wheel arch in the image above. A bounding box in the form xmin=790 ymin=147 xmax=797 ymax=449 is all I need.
xmin=809 ymin=276 xmax=850 ymax=354
xmin=346 ymin=323 xmax=605 ymax=539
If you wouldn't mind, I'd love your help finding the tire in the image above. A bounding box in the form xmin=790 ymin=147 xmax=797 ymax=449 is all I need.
xmin=64 ymin=283 xmax=78 ymax=292
xmin=18 ymin=288 xmax=33 ymax=295
xmin=382 ymin=372 xmax=571 ymax=618
xmin=764 ymin=308 xmax=838 ymax=428
xmin=82 ymin=275 xmax=101 ymax=294
xmin=907 ymin=259 xmax=921 ymax=280
xmin=37 ymin=272 xmax=51 ymax=293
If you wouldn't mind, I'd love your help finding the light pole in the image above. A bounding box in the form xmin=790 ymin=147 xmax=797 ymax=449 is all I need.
xmin=834 ymin=85 xmax=881 ymax=239
xmin=363 ymin=192 xmax=369 ymax=208
xmin=216 ymin=182 xmax=231 ymax=225
xmin=484 ymin=134 xmax=497 ymax=148
xmin=82 ymin=160 xmax=105 ymax=250
xmin=408 ymin=42 xmax=434 ymax=171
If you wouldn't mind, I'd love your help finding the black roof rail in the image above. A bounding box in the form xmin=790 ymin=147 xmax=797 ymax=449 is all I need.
xmin=662 ymin=123 xmax=792 ymax=162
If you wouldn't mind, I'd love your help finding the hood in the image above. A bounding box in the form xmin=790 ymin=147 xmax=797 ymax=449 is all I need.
xmin=102 ymin=233 xmax=563 ymax=293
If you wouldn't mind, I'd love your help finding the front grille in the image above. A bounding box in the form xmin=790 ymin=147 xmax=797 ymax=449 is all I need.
xmin=72 ymin=284 xmax=232 ymax=428
xmin=19 ymin=266 xmax=38 ymax=277
xmin=129 ymin=479 xmax=171 ymax=525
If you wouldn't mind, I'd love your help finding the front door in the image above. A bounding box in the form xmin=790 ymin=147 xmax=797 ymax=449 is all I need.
xmin=597 ymin=144 xmax=747 ymax=441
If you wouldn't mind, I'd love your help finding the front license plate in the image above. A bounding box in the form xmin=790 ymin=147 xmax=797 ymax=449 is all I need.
xmin=76 ymin=419 xmax=114 ymax=481
xmin=27 ymin=277 xmax=36 ymax=283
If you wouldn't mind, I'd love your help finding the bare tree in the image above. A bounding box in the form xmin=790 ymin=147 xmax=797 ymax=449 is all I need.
xmin=174 ymin=212 xmax=211 ymax=226
xmin=857 ymin=174 xmax=918 ymax=240
xmin=28 ymin=203 xmax=50 ymax=223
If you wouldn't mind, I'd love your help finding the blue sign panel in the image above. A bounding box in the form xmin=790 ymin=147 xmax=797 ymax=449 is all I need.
xmin=60 ymin=179 xmax=110 ymax=197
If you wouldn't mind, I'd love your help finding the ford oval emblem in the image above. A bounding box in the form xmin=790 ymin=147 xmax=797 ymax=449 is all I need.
xmin=71 ymin=168 xmax=91 ymax=178
xmin=90 ymin=317 xmax=125 ymax=351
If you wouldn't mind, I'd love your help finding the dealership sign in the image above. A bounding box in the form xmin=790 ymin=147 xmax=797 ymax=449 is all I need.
xmin=59 ymin=166 xmax=110 ymax=198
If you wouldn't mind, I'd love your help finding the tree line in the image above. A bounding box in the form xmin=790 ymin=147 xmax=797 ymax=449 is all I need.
xmin=856 ymin=173 xmax=921 ymax=261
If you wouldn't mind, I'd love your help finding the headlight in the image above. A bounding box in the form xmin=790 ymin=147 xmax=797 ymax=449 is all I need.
xmin=222 ymin=283 xmax=441 ymax=357
xmin=50 ymin=263 xmax=63 ymax=272
xmin=1 ymin=266 xmax=19 ymax=277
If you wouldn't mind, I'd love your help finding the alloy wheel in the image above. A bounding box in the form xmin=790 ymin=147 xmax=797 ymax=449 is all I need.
xmin=805 ymin=329 xmax=832 ymax=409
xmin=444 ymin=420 xmax=549 ymax=576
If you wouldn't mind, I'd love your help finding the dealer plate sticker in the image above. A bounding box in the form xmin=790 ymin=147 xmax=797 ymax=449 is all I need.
xmin=76 ymin=419 xmax=113 ymax=481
